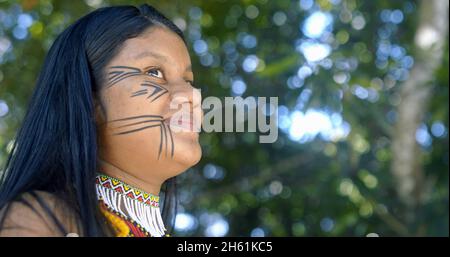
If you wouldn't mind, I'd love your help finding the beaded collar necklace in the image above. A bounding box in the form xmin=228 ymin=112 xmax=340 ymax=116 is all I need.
xmin=95 ymin=173 xmax=166 ymax=237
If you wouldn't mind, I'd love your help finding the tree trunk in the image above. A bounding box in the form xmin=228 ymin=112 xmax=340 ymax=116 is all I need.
xmin=391 ymin=0 xmax=448 ymax=213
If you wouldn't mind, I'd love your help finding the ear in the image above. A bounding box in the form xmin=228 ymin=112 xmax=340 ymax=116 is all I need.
xmin=93 ymin=95 xmax=106 ymax=125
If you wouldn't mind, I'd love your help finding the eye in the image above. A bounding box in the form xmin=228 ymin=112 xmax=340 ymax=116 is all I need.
xmin=145 ymin=68 xmax=164 ymax=79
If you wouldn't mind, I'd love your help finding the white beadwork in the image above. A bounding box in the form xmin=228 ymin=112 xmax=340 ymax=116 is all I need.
xmin=96 ymin=180 xmax=166 ymax=237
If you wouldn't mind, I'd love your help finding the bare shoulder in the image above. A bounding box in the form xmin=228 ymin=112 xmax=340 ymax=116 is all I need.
xmin=0 ymin=190 xmax=82 ymax=237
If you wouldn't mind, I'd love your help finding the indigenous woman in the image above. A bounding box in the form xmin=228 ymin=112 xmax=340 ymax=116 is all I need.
xmin=0 ymin=4 xmax=202 ymax=237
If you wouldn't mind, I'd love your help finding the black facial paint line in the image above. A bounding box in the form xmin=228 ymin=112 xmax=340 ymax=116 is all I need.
xmin=117 ymin=122 xmax=172 ymax=160
xmin=107 ymin=67 xmax=170 ymax=104
xmin=161 ymin=121 xmax=167 ymax=157
xmin=130 ymin=89 xmax=149 ymax=98
xmin=162 ymin=122 xmax=174 ymax=158
xmin=131 ymin=89 xmax=148 ymax=94
xmin=110 ymin=115 xmax=163 ymax=122
xmin=140 ymin=81 xmax=169 ymax=102
xmin=111 ymin=116 xmax=163 ymax=132
xmin=158 ymin=123 xmax=164 ymax=160
xmin=163 ymin=122 xmax=169 ymax=157
xmin=149 ymin=90 xmax=168 ymax=102
xmin=114 ymin=124 xmax=161 ymax=135
xmin=157 ymin=122 xmax=175 ymax=159
xmin=110 ymin=115 xmax=174 ymax=160
xmin=130 ymin=92 xmax=148 ymax=98
xmin=107 ymin=66 xmax=142 ymax=88
xmin=116 ymin=119 xmax=161 ymax=129
xmin=167 ymin=123 xmax=175 ymax=157
xmin=145 ymin=85 xmax=163 ymax=97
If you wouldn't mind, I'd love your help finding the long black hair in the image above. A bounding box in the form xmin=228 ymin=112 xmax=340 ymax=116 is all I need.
xmin=0 ymin=4 xmax=183 ymax=236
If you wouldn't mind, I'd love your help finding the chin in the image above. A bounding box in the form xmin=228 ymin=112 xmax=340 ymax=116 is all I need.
xmin=176 ymin=143 xmax=202 ymax=168
xmin=165 ymin=140 xmax=202 ymax=177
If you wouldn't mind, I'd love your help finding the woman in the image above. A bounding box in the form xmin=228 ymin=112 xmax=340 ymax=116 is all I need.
xmin=0 ymin=4 xmax=202 ymax=237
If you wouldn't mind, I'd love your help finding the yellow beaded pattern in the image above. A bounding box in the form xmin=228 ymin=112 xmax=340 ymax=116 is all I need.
xmin=100 ymin=204 xmax=130 ymax=237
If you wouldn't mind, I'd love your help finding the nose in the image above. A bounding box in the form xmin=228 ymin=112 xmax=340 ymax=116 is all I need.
xmin=169 ymin=81 xmax=202 ymax=110
xmin=167 ymin=81 xmax=203 ymax=130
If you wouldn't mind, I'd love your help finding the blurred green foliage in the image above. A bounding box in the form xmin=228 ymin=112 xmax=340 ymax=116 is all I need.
xmin=0 ymin=0 xmax=448 ymax=236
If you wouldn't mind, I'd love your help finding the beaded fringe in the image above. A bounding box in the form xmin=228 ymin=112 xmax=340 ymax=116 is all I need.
xmin=96 ymin=183 xmax=166 ymax=237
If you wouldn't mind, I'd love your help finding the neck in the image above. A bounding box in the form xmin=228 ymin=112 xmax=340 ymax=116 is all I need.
xmin=97 ymin=158 xmax=163 ymax=195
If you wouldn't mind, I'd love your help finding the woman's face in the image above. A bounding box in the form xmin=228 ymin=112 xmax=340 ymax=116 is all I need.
xmin=96 ymin=26 xmax=202 ymax=183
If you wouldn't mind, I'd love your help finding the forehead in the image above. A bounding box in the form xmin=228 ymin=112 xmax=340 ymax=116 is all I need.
xmin=112 ymin=26 xmax=190 ymax=67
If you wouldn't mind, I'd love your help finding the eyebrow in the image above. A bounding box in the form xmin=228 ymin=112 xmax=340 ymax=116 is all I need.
xmin=133 ymin=51 xmax=169 ymax=62
xmin=134 ymin=50 xmax=193 ymax=73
